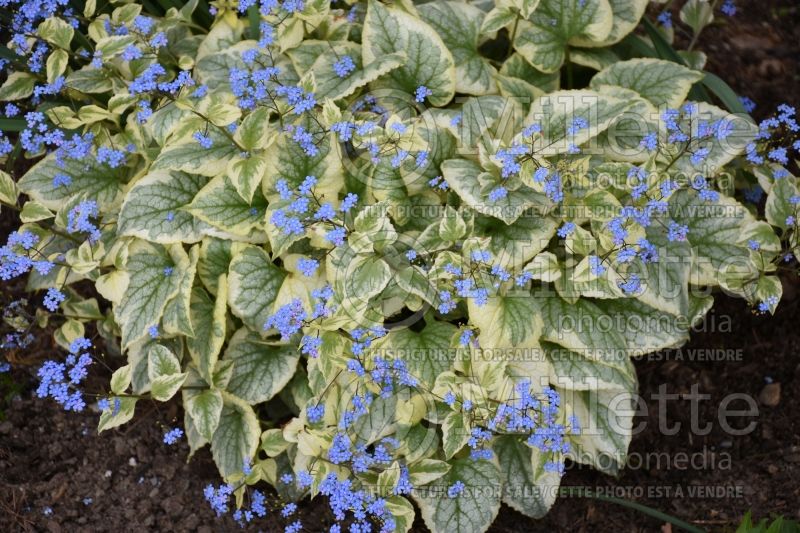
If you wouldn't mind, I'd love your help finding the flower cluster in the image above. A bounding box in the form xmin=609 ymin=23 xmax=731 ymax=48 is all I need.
xmin=35 ymin=338 xmax=93 ymax=412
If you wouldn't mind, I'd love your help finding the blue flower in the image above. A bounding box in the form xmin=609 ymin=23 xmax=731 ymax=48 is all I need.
xmin=447 ymin=481 xmax=465 ymax=498
xmin=329 ymin=432 xmax=353 ymax=464
xmin=149 ymin=32 xmax=168 ymax=49
xmin=488 ymin=186 xmax=507 ymax=202
xmin=340 ymin=193 xmax=358 ymax=212
xmin=265 ymin=299 xmax=307 ymax=339
xmin=557 ymin=222 xmax=575 ymax=238
xmin=617 ymin=274 xmax=642 ymax=295
xmin=204 ymin=483 xmax=234 ymax=516
xmin=640 ymin=132 xmax=658 ymax=151
xmin=121 ymin=45 xmax=142 ymax=61
xmin=588 ymin=255 xmax=606 ymax=276
xmin=133 ymin=15 xmax=154 ymax=34
xmin=758 ymin=296 xmax=779 ymax=313
xmin=67 ymin=200 xmax=100 ymax=242
xmin=193 ymin=132 xmax=213 ymax=149
xmin=414 ymin=85 xmax=432 ymax=103
xmin=307 ymin=404 xmax=325 ymax=423
xmin=163 ymin=427 xmax=184 ymax=445
xmin=567 ymin=117 xmax=588 ymax=135
xmin=325 ymin=227 xmax=346 ymax=246
xmin=96 ymin=146 xmax=126 ymax=168
xmin=281 ymin=502 xmax=297 ymax=517
xmin=667 ymin=221 xmax=689 ymax=242
xmin=298 ymin=258 xmax=319 ymax=277
xmin=333 ymin=55 xmax=356 ymax=78
xmin=721 ymin=0 xmax=736 ymax=16
xmin=43 ymin=288 xmax=65 ymax=312
xmin=443 ymin=391 xmax=456 ymax=407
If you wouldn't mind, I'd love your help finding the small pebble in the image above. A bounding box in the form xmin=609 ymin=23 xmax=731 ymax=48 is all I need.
xmin=759 ymin=382 xmax=781 ymax=407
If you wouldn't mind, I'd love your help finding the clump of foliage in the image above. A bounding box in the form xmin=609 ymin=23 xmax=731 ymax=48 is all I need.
xmin=0 ymin=0 xmax=798 ymax=531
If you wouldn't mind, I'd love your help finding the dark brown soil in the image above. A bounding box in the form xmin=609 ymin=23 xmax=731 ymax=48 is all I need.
xmin=692 ymin=0 xmax=800 ymax=119
xmin=2 ymin=1 xmax=800 ymax=532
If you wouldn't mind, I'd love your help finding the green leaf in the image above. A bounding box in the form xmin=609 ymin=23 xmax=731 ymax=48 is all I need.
xmin=307 ymin=42 xmax=406 ymax=102
xmin=224 ymin=328 xmax=300 ymax=404
xmin=185 ymin=388 xmax=224 ymax=441
xmin=195 ymin=40 xmax=252 ymax=89
xmin=18 ymin=152 xmax=124 ymax=211
xmin=211 ymin=393 xmax=260 ymax=478
xmin=234 ymin=108 xmax=273 ymax=151
xmin=640 ymin=17 xmax=711 ymax=104
xmin=0 ymin=72 xmax=37 ymax=101
xmin=568 ymin=47 xmax=619 ymax=71
xmin=766 ymin=178 xmax=799 ymax=230
xmin=455 ymin=95 xmax=521 ymax=153
xmin=514 ymin=0 xmax=613 ymax=73
xmin=571 ymin=0 xmax=648 ymax=47
xmin=351 ymin=392 xmax=397 ymax=445
xmin=37 ymin=16 xmax=74 ymax=49
xmin=441 ymin=410 xmax=470 ymax=459
xmin=414 ymin=456 xmax=501 ymax=533
xmin=590 ymin=58 xmax=704 ymax=108
xmin=499 ymin=53 xmax=561 ymax=93
xmin=669 ymin=189 xmax=756 ymax=286
xmin=98 ymin=397 xmax=137 ymax=432
xmin=362 ymin=0 xmax=456 ymax=106
xmin=418 ymin=1 xmax=496 ymax=95
xmin=660 ymin=102 xmax=757 ymax=174
xmin=546 ymin=342 xmax=637 ymax=392
xmin=407 ymin=459 xmax=451 ymax=486
xmin=631 ymin=223 xmax=692 ymax=317
xmin=95 ymin=35 xmax=136 ymax=58
xmin=567 ymin=387 xmax=633 ymax=475
xmin=680 ymin=0 xmax=714 ymax=36
xmin=46 ymin=49 xmax=69 ymax=84
xmin=148 ymin=344 xmax=182 ymax=378
xmin=152 ymin=128 xmax=238 ymax=176
xmin=187 ymin=278 xmax=228 ymax=384
xmin=473 ymin=213 xmax=558 ymax=269
xmin=525 ymin=89 xmax=635 ymax=155
xmin=495 ymin=435 xmax=561 ymax=518
xmin=386 ymin=496 xmax=417 ymax=533
xmin=198 ymin=237 xmax=243 ymax=296
xmin=227 ymin=245 xmax=287 ymax=331
xmin=262 ymin=128 xmax=342 ymax=203
xmin=480 ymin=5 xmax=517 ymax=34
xmin=468 ymin=293 xmax=541 ymax=349
xmin=226 ymin=154 xmax=268 ymax=204
xmin=342 ymin=256 xmax=392 ymax=302
xmin=539 ymin=296 xmax=627 ymax=361
xmin=65 ymin=67 xmax=114 ymax=94
xmin=19 ymin=201 xmax=54 ymax=223
xmin=187 ymin=175 xmax=267 ymax=236
xmin=151 ymin=372 xmax=188 ymax=401
xmin=441 ymin=159 xmax=549 ymax=225
xmin=162 ymin=245 xmax=200 ymax=337
xmin=375 ymin=320 xmax=457 ymax=389
xmin=118 ymin=171 xmax=211 ymax=243
xmin=116 ymin=243 xmax=183 ymax=349
xmin=205 ymin=101 xmax=241 ymax=127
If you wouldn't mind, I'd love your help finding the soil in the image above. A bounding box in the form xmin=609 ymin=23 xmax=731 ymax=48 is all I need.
xmin=2 ymin=1 xmax=800 ymax=532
